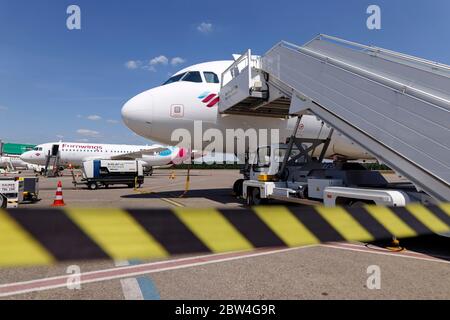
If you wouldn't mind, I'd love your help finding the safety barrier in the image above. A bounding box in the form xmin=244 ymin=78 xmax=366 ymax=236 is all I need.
xmin=0 ymin=204 xmax=449 ymax=267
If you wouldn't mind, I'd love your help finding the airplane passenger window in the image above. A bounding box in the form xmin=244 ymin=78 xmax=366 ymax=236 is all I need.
xmin=204 ymin=72 xmax=219 ymax=83
xmin=181 ymin=71 xmax=202 ymax=83
xmin=163 ymin=73 xmax=186 ymax=85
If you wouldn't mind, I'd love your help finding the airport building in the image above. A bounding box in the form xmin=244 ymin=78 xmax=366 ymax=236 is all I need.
xmin=0 ymin=142 xmax=35 ymax=155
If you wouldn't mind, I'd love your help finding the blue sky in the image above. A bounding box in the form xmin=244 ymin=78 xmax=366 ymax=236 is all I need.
xmin=0 ymin=0 xmax=449 ymax=145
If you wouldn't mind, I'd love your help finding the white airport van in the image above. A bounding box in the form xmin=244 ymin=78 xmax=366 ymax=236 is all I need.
xmin=73 ymin=160 xmax=145 ymax=190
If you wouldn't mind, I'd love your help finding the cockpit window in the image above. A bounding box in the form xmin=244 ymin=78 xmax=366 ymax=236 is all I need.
xmin=163 ymin=71 xmax=203 ymax=84
xmin=204 ymin=72 xmax=219 ymax=83
xmin=162 ymin=73 xmax=186 ymax=85
xmin=181 ymin=71 xmax=203 ymax=83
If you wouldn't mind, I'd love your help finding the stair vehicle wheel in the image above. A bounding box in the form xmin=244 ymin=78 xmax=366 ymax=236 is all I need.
xmin=350 ymin=200 xmax=373 ymax=207
xmin=247 ymin=187 xmax=267 ymax=206
xmin=233 ymin=179 xmax=244 ymax=198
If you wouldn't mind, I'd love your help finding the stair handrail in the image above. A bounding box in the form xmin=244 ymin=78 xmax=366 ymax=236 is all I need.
xmin=263 ymin=41 xmax=450 ymax=111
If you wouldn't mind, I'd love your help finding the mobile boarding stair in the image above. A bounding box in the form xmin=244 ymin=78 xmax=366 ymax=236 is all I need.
xmin=219 ymin=34 xmax=450 ymax=202
xmin=44 ymin=150 xmax=61 ymax=177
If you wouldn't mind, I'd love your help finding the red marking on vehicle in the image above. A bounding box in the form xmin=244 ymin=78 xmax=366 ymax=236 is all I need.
xmin=207 ymin=96 xmax=220 ymax=108
xmin=35 ymin=153 xmax=41 ymax=157
xmin=202 ymin=94 xmax=217 ymax=103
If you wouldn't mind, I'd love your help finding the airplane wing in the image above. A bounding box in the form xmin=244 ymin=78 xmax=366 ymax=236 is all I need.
xmin=110 ymin=147 xmax=169 ymax=160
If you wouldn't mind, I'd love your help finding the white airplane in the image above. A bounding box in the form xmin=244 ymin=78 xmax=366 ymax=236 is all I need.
xmin=20 ymin=142 xmax=194 ymax=174
xmin=121 ymin=60 xmax=372 ymax=160
xmin=0 ymin=154 xmax=32 ymax=171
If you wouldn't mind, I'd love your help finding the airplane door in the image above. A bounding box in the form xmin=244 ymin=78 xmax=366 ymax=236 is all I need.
xmin=51 ymin=144 xmax=59 ymax=156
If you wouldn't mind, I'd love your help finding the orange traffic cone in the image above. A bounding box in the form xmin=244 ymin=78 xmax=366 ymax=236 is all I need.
xmin=51 ymin=181 xmax=66 ymax=207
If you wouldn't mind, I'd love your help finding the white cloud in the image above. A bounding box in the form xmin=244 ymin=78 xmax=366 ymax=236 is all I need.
xmin=126 ymin=55 xmax=183 ymax=72
xmin=106 ymin=119 xmax=119 ymax=124
xmin=150 ymin=55 xmax=169 ymax=66
xmin=125 ymin=60 xmax=142 ymax=70
xmin=77 ymin=138 xmax=90 ymax=143
xmin=197 ymin=22 xmax=213 ymax=34
xmin=77 ymin=129 xmax=100 ymax=137
xmin=76 ymin=114 xmax=82 ymax=118
xmin=171 ymin=57 xmax=186 ymax=66
xmin=87 ymin=115 xmax=102 ymax=121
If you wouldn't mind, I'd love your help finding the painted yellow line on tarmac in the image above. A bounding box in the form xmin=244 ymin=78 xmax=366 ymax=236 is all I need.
xmin=160 ymin=198 xmax=185 ymax=207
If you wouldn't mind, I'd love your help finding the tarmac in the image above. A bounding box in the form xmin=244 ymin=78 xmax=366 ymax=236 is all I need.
xmin=1 ymin=169 xmax=449 ymax=300
xmin=20 ymin=169 xmax=243 ymax=209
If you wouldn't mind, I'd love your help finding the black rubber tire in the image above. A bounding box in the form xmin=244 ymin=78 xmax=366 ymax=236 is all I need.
xmin=0 ymin=195 xmax=6 ymax=209
xmin=233 ymin=179 xmax=244 ymax=198
xmin=350 ymin=201 xmax=368 ymax=207
xmin=89 ymin=182 xmax=98 ymax=190
xmin=246 ymin=187 xmax=268 ymax=206
xmin=246 ymin=188 xmax=253 ymax=206
xmin=250 ymin=187 xmax=267 ymax=206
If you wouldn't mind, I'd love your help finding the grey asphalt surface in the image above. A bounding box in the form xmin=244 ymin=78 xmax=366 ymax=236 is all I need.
xmin=152 ymin=245 xmax=450 ymax=300
xmin=1 ymin=169 xmax=450 ymax=300
xmin=19 ymin=169 xmax=243 ymax=208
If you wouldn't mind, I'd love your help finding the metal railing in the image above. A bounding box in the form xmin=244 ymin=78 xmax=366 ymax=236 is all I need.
xmin=220 ymin=49 xmax=261 ymax=88
xmin=316 ymin=34 xmax=450 ymax=73
xmin=264 ymin=40 xmax=450 ymax=111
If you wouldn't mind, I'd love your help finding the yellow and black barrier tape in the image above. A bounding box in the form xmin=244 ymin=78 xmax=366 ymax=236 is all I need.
xmin=0 ymin=203 xmax=449 ymax=267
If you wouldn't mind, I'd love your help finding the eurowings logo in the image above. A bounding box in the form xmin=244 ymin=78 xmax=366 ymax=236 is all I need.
xmin=198 ymin=92 xmax=220 ymax=108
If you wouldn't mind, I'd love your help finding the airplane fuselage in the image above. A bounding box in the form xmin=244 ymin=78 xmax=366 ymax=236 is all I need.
xmin=122 ymin=61 xmax=372 ymax=160
xmin=0 ymin=154 xmax=31 ymax=170
xmin=20 ymin=142 xmax=182 ymax=167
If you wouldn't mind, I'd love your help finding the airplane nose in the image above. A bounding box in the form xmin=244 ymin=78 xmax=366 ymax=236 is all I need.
xmin=20 ymin=152 xmax=29 ymax=162
xmin=121 ymin=91 xmax=153 ymax=137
